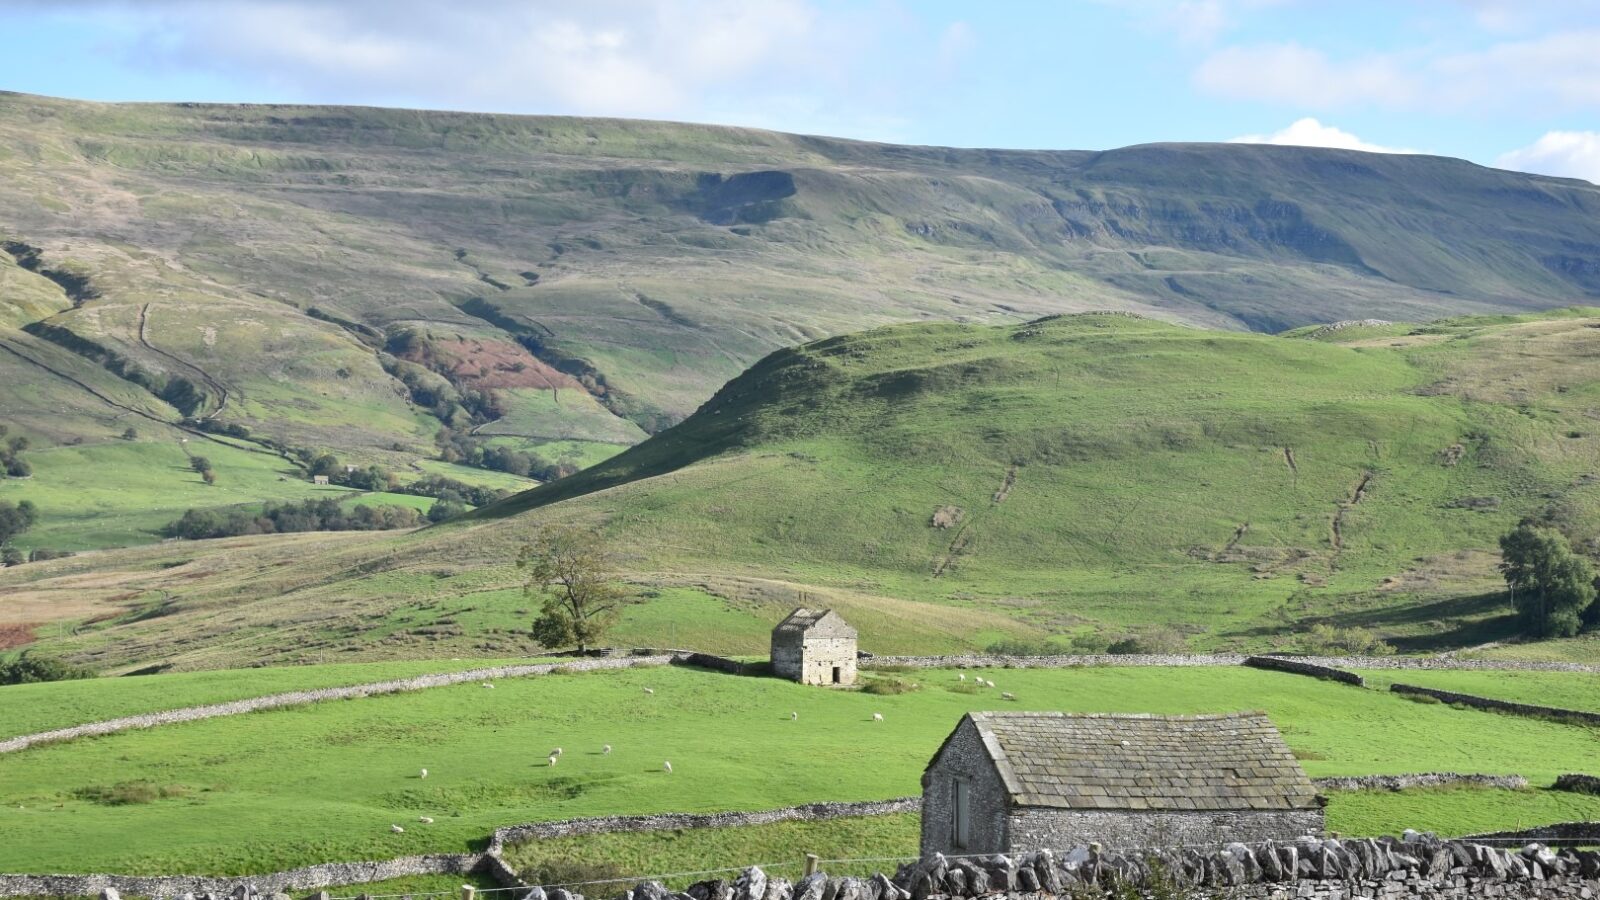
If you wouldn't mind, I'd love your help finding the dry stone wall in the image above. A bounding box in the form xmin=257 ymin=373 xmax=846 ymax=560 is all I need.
xmin=1243 ymin=656 xmax=1364 ymax=685
xmin=0 ymin=656 xmax=673 ymax=755
xmin=489 ymin=799 xmax=919 ymax=855
xmin=0 ymin=854 xmax=487 ymax=899
xmin=1554 ymin=774 xmax=1600 ymax=796
xmin=1312 ymin=773 xmax=1529 ymax=792
xmin=865 ymin=654 xmax=1599 ymax=673
xmin=1388 ymin=684 xmax=1600 ymax=726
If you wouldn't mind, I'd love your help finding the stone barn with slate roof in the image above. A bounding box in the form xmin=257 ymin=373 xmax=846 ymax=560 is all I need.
xmin=920 ymin=711 xmax=1323 ymax=855
xmin=770 ymin=608 xmax=857 ymax=686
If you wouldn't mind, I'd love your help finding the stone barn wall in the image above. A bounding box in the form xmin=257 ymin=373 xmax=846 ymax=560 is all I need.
xmin=921 ymin=718 xmax=1012 ymax=857
xmin=1007 ymin=807 xmax=1326 ymax=853
xmin=800 ymin=635 xmax=857 ymax=686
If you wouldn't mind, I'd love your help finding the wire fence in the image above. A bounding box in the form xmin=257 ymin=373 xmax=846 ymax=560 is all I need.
xmin=322 ymin=833 xmax=1597 ymax=900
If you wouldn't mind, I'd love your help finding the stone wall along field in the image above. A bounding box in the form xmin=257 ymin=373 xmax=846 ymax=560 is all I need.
xmin=1312 ymin=773 xmax=1529 ymax=792
xmin=1388 ymin=684 xmax=1600 ymax=726
xmin=490 ymin=798 xmax=920 ymax=856
xmin=1554 ymin=774 xmax=1600 ymax=796
xmin=1243 ymin=656 xmax=1364 ymax=685
xmin=864 ymin=653 xmax=1600 ymax=672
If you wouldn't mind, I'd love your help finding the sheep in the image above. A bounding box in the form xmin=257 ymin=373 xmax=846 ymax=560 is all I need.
xmin=872 ymin=712 xmax=884 ymax=722
xmin=958 ymin=673 xmax=966 ymax=681
xmin=419 ymin=768 xmax=428 ymax=779
xmin=550 ymin=747 xmax=563 ymax=757
xmin=1001 ymin=692 xmax=1016 ymax=701
xmin=602 ymin=744 xmax=612 ymax=755
xmin=790 ymin=711 xmax=798 ymax=720
xmin=548 ymin=754 xmax=558 ymax=767
xmin=418 ymin=816 xmax=434 ymax=824
xmin=482 ymin=682 xmax=495 ymax=689
xmin=663 ymin=760 xmax=673 ymax=773
xmin=391 ymin=824 xmax=405 ymax=834
xmin=643 ymin=687 xmax=655 ymax=695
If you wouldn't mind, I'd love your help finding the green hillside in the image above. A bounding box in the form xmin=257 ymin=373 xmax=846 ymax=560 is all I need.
xmin=8 ymin=309 xmax=1600 ymax=670
xmin=471 ymin=309 xmax=1600 ymax=651
xmin=6 ymin=91 xmax=1600 ymax=549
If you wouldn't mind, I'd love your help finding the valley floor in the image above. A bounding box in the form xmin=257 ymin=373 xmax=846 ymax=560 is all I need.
xmin=1 ymin=662 xmax=1597 ymax=877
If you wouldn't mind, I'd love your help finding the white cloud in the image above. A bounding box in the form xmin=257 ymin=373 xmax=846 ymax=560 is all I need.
xmin=936 ymin=20 xmax=975 ymax=73
xmin=1194 ymin=43 xmax=1417 ymax=109
xmin=41 ymin=0 xmax=855 ymax=120
xmin=1229 ymin=118 xmax=1417 ymax=154
xmin=1196 ymin=29 xmax=1600 ymax=113
xmin=1497 ymin=131 xmax=1600 ymax=184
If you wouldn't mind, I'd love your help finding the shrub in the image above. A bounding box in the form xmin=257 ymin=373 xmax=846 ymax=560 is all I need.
xmin=984 ymin=638 xmax=1059 ymax=656
xmin=0 ymin=653 xmax=94 ymax=685
xmin=73 ymin=781 xmax=189 ymax=806
xmin=861 ymin=676 xmax=919 ymax=695
xmin=523 ymin=860 xmax=627 ymax=889
xmin=1106 ymin=627 xmax=1189 ymax=655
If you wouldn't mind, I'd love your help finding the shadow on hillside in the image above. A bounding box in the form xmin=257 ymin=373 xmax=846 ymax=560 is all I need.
xmin=1232 ymin=591 xmax=1524 ymax=653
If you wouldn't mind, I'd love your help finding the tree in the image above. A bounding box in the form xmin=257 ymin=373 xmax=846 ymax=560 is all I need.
xmin=121 ymin=427 xmax=139 ymax=440
xmin=189 ymin=456 xmax=212 ymax=473
xmin=0 ymin=499 xmax=38 ymax=546
xmin=517 ymin=527 xmax=628 ymax=653
xmin=1499 ymin=522 xmax=1597 ymax=638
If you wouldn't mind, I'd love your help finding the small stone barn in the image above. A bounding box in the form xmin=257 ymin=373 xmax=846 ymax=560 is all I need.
xmin=920 ymin=711 xmax=1323 ymax=855
xmin=770 ymin=608 xmax=857 ymax=686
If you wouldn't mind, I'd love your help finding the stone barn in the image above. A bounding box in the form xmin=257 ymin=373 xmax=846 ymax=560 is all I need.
xmin=920 ymin=711 xmax=1323 ymax=856
xmin=770 ymin=608 xmax=857 ymax=686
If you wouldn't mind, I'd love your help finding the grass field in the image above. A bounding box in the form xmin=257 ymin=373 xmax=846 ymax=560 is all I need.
xmin=4 ymin=664 xmax=1599 ymax=876
xmin=0 ymin=656 xmax=554 ymax=740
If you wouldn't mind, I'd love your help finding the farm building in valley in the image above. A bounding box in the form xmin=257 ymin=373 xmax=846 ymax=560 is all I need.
xmin=920 ymin=711 xmax=1323 ymax=855
xmin=770 ymin=608 xmax=857 ymax=686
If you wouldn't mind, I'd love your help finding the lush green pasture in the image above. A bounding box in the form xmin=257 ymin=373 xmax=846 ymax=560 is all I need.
xmin=3 ymin=665 xmax=1598 ymax=876
xmin=0 ymin=440 xmax=361 ymax=551
xmin=0 ymin=657 xmax=549 ymax=740
xmin=1355 ymin=670 xmax=1600 ymax=714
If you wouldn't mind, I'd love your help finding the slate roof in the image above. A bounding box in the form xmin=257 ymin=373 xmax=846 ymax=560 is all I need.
xmin=772 ymin=608 xmax=856 ymax=638
xmin=951 ymin=711 xmax=1319 ymax=812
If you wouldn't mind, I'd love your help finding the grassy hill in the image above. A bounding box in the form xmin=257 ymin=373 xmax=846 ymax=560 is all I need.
xmin=8 ymin=309 xmax=1600 ymax=670
xmin=6 ymin=91 xmax=1600 ymax=549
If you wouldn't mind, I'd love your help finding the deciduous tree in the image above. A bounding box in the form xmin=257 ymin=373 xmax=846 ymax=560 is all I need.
xmin=518 ymin=527 xmax=628 ymax=653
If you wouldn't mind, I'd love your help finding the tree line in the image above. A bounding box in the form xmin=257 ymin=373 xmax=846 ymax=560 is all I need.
xmin=163 ymin=497 xmax=424 ymax=540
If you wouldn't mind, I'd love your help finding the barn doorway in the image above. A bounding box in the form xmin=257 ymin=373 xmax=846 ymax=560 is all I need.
xmin=832 ymin=666 xmax=842 ymax=684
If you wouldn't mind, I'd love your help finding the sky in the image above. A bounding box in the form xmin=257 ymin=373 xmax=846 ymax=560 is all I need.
xmin=2 ymin=0 xmax=1599 ymax=181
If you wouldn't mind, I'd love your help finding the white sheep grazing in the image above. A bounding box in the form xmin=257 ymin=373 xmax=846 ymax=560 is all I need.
xmin=482 ymin=682 xmax=494 ymax=689
xmin=791 ymin=711 xmax=798 ymax=720
xmin=663 ymin=760 xmax=673 ymax=773
xmin=602 ymin=744 xmax=612 ymax=755
xmin=548 ymin=754 xmax=558 ymax=767
xmin=419 ymin=768 xmax=428 ymax=779
xmin=418 ymin=816 xmax=434 ymax=824
xmin=643 ymin=687 xmax=655 ymax=695
xmin=551 ymin=747 xmax=563 ymax=757
xmin=958 ymin=673 xmax=966 ymax=681
xmin=1001 ymin=692 xmax=1016 ymax=701
xmin=872 ymin=712 xmax=884 ymax=722
xmin=391 ymin=824 xmax=405 ymax=834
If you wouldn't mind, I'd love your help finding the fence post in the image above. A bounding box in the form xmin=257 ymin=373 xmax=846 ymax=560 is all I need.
xmin=804 ymin=854 xmax=820 ymax=876
xmin=462 ymin=886 xmax=477 ymax=900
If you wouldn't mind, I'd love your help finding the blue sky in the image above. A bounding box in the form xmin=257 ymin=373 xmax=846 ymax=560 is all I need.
xmin=3 ymin=1 xmax=1599 ymax=180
